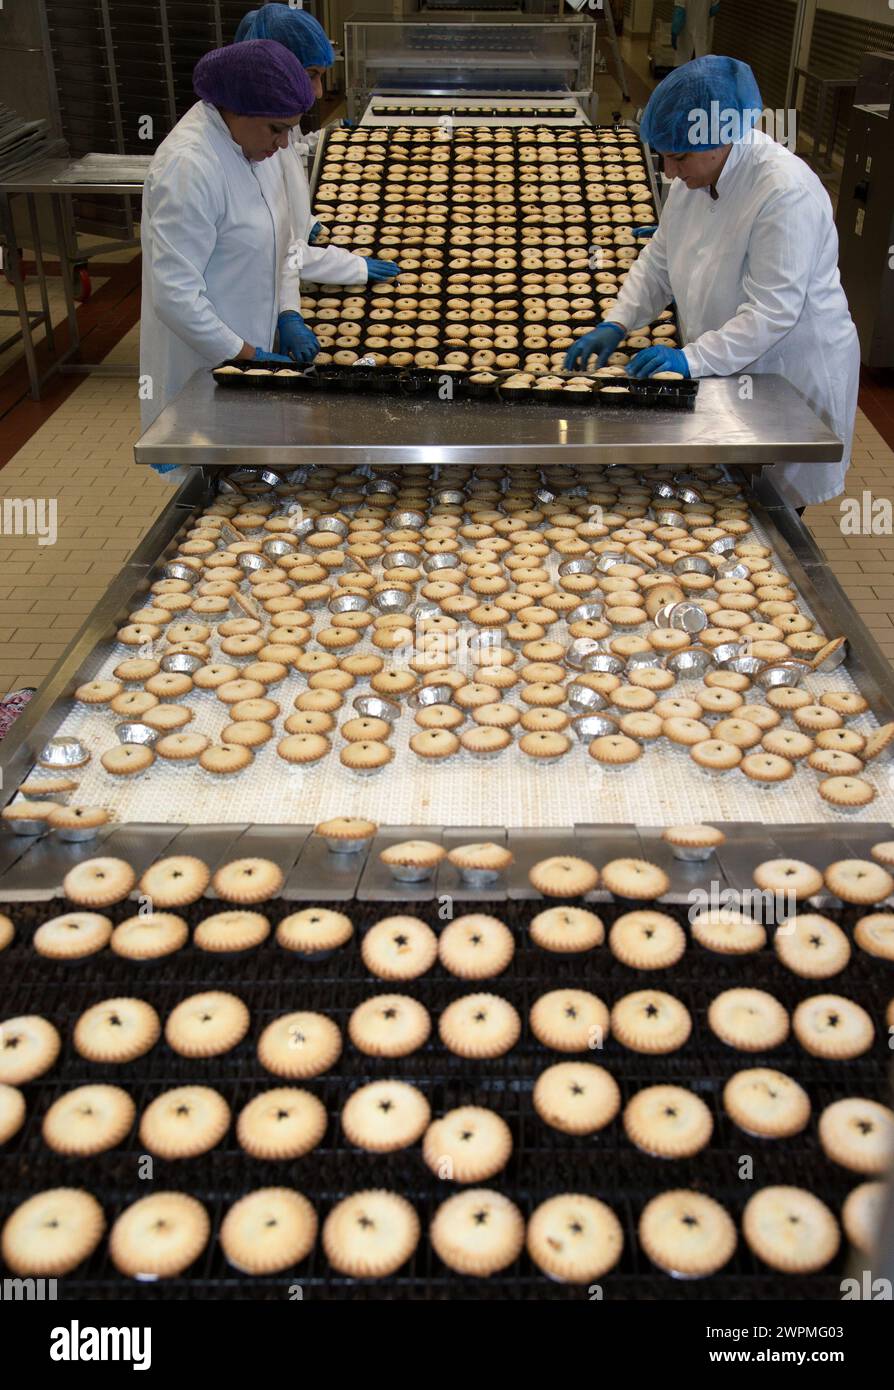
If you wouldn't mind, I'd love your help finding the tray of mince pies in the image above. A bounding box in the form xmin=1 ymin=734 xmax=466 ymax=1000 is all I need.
xmin=292 ymin=123 xmax=674 ymax=386
xmin=211 ymin=358 xmax=699 ymax=410
xmin=0 ymin=834 xmax=892 ymax=1299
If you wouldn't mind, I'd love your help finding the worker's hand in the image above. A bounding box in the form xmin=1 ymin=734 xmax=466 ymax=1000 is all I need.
xmin=633 ymin=225 xmax=658 ymax=239
xmin=564 ymin=322 xmax=626 ymax=372
xmin=252 ymin=346 xmax=294 ymax=365
xmin=365 ymin=258 xmax=400 ymax=283
xmin=671 ymin=4 xmax=686 ymax=45
xmin=627 ymin=345 xmax=690 ymax=379
xmin=308 ymin=221 xmax=323 ymax=245
xmin=276 ymin=312 xmax=320 ymax=365
xmin=341 ymin=118 xmax=356 ymax=129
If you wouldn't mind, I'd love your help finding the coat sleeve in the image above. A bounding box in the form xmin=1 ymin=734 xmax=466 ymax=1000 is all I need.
xmin=683 ymin=184 xmax=818 ymax=377
xmin=300 ymin=243 xmax=369 ymax=286
xmin=144 ymin=152 xmax=244 ymax=362
xmin=606 ymin=217 xmax=674 ymax=331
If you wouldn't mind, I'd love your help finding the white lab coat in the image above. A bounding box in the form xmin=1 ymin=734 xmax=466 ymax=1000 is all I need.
xmin=280 ymin=125 xmax=370 ymax=287
xmin=676 ymin=0 xmax=715 ymax=65
xmin=139 ymin=102 xmax=367 ymax=434
xmin=610 ymin=130 xmax=860 ymax=507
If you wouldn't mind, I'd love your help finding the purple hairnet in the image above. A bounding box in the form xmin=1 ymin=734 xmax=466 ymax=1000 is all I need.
xmin=234 ymin=4 xmax=335 ymax=69
xmin=193 ymin=39 xmax=314 ymax=117
xmin=641 ymin=56 xmax=764 ymax=152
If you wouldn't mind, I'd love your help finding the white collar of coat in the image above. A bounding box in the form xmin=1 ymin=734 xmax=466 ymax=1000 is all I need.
xmin=708 ymin=127 xmax=775 ymax=199
xmin=202 ymin=101 xmax=254 ymax=165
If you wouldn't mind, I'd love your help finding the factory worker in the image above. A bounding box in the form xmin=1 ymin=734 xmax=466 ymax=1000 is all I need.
xmin=672 ymin=1 xmax=720 ymax=65
xmin=566 ymin=57 xmax=860 ymax=510
xmin=234 ymin=2 xmax=400 ymax=332
xmin=139 ymin=40 xmax=317 ymax=443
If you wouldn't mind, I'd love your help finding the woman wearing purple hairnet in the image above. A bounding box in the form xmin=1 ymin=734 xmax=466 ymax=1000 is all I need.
xmin=139 ymin=40 xmax=323 ymax=455
xmin=233 ymin=5 xmax=400 ymax=362
xmin=567 ymin=56 xmax=860 ymax=511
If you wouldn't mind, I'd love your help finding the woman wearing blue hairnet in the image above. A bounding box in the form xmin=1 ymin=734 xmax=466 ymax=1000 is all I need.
xmin=234 ymin=4 xmax=400 ymax=365
xmin=567 ymin=57 xmax=860 ymax=510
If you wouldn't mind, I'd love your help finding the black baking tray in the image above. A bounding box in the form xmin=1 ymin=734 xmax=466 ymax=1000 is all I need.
xmin=0 ymin=891 xmax=888 ymax=1300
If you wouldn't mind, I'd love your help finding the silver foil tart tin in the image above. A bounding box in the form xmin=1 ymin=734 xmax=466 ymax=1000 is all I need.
xmin=424 ymin=552 xmax=457 ymax=573
xmin=3 ymin=812 xmax=47 ymax=836
xmin=383 ymin=550 xmax=418 ymax=570
xmin=161 ymin=562 xmax=198 ymax=585
xmin=323 ymin=834 xmax=372 ymax=855
xmin=161 ymin=652 xmax=203 ymax=675
xmin=315 ymin=516 xmax=348 ymax=537
xmin=558 ymin=557 xmax=596 ymax=577
xmin=674 ymin=486 xmax=703 ymax=505
xmin=707 ymin=535 xmax=736 ymax=555
xmin=567 ymin=683 xmax=609 ymax=714
xmin=667 ymin=647 xmax=713 ymax=677
xmin=456 ymin=865 xmax=503 ymax=887
xmin=374 ymin=588 xmax=414 ymax=614
xmin=572 ymin=713 xmax=619 ymax=741
xmin=653 ymin=509 xmax=687 ymax=527
xmin=712 ymin=643 xmax=743 ymax=667
xmin=387 ymin=863 xmax=437 ymax=884
xmin=263 ymin=537 xmax=298 ymax=560
xmin=38 ymin=736 xmax=90 ymax=769
xmin=329 ymin=593 xmax=369 ymax=614
xmin=565 ymin=638 xmax=607 ymax=670
xmin=672 ymin=555 xmax=712 ymax=577
xmin=114 ymin=722 xmax=159 ymax=746
xmin=668 ymin=842 xmax=717 ymax=863
xmin=535 ymin=488 xmax=556 ymax=504
xmin=656 ymin=602 xmax=708 ymax=634
xmin=595 ymin=552 xmax=626 ymax=573
xmin=413 ymin=684 xmax=454 ymax=708
xmin=626 ymin=650 xmax=666 ymax=670
xmin=289 ymin=515 xmax=316 ymax=540
xmin=716 ymin=558 xmax=750 ymax=580
xmin=652 ymin=482 xmax=676 ymax=500
xmin=353 ymin=695 xmax=401 ymax=722
xmin=368 ymin=479 xmax=398 ymax=496
xmin=584 ymin=653 xmax=625 ymax=676
xmin=238 ymin=552 xmax=266 ymax=573
xmin=755 ymin=661 xmax=809 ymax=689
xmin=568 ymin=602 xmax=604 ymax=624
xmin=392 ymin=510 xmax=426 ymax=529
xmin=436 ymin=489 xmax=465 ymax=505
xmin=812 ymin=642 xmax=847 ymax=674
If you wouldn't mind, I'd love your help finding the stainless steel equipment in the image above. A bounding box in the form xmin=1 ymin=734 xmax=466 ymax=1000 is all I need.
xmin=344 ymin=15 xmax=597 ymax=119
xmin=134 ymin=372 xmax=843 ymax=471
xmin=836 ymin=51 xmax=894 ymax=370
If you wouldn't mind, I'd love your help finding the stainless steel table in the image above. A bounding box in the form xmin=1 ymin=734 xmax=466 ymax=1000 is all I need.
xmin=0 ymin=156 xmax=148 ymax=398
xmin=134 ymin=371 xmax=844 ymax=469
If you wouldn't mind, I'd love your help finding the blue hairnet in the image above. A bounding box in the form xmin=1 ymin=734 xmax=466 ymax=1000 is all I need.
xmin=641 ymin=56 xmax=764 ymax=152
xmin=234 ymin=4 xmax=335 ymax=69
xmin=194 ymin=39 xmax=314 ymax=116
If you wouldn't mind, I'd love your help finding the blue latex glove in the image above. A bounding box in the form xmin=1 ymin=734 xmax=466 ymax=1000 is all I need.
xmin=365 ymin=258 xmax=400 ymax=283
xmin=671 ymin=4 xmax=686 ymax=45
xmin=275 ymin=312 xmax=320 ymax=365
xmin=709 ymin=2 xmax=720 ymax=16
xmin=341 ymin=118 xmax=356 ymax=129
xmin=633 ymin=225 xmax=658 ymax=239
xmin=253 ymin=346 xmax=294 ymax=365
xmin=308 ymin=221 xmax=323 ymax=245
xmin=627 ymin=345 xmax=690 ymax=379
xmin=564 ymin=321 xmax=626 ymax=372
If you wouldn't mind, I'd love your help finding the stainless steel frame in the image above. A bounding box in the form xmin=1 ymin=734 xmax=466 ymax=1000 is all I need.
xmin=3 ymin=465 xmax=894 ymax=810
xmin=133 ymin=371 xmax=844 ymax=470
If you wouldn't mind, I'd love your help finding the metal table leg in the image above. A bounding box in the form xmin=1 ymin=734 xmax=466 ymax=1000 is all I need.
xmin=813 ymin=79 xmax=828 ymax=171
xmin=26 ymin=193 xmax=54 ymax=355
xmin=50 ymin=192 xmax=81 ymax=353
xmin=0 ymin=189 xmax=41 ymax=398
